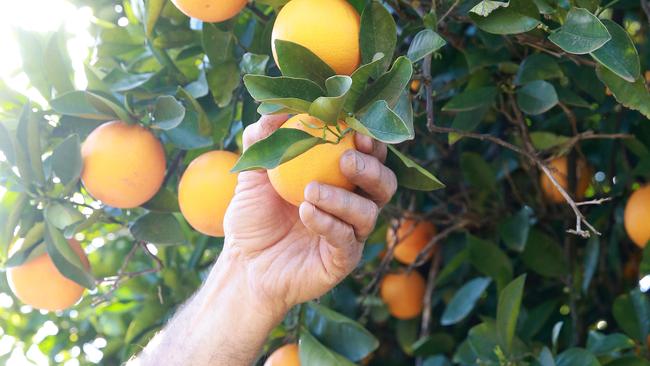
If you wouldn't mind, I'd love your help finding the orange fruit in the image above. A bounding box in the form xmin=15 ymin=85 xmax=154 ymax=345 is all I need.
xmin=539 ymin=156 xmax=592 ymax=204
xmin=645 ymin=70 xmax=650 ymax=83
xmin=271 ymin=0 xmax=361 ymax=75
xmin=171 ymin=0 xmax=246 ymax=22
xmin=265 ymin=344 xmax=300 ymax=366
xmin=178 ymin=151 xmax=239 ymax=237
xmin=410 ymin=79 xmax=421 ymax=93
xmin=82 ymin=121 xmax=166 ymax=209
xmin=624 ymin=184 xmax=650 ymax=248
xmin=380 ymin=271 xmax=426 ymax=320
xmin=268 ymin=114 xmax=356 ymax=206
xmin=7 ymin=239 xmax=89 ymax=311
xmin=386 ymin=219 xmax=437 ymax=265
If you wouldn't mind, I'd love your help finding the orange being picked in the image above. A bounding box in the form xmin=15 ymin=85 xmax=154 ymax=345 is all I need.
xmin=82 ymin=121 xmax=166 ymax=209
xmin=178 ymin=151 xmax=239 ymax=237
xmin=380 ymin=271 xmax=426 ymax=320
xmin=386 ymin=218 xmax=437 ymax=265
xmin=539 ymin=156 xmax=592 ymax=204
xmin=7 ymin=239 xmax=89 ymax=311
xmin=271 ymin=0 xmax=361 ymax=75
xmin=624 ymin=184 xmax=650 ymax=248
xmin=264 ymin=344 xmax=300 ymax=366
xmin=171 ymin=0 xmax=247 ymax=22
xmin=268 ymin=114 xmax=356 ymax=206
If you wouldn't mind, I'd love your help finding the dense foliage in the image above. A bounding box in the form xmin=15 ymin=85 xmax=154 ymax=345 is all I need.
xmin=1 ymin=0 xmax=650 ymax=365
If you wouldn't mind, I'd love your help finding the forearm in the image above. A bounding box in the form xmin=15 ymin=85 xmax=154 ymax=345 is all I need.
xmin=128 ymin=250 xmax=286 ymax=366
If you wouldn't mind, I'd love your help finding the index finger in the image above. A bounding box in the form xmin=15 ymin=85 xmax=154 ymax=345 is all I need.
xmin=242 ymin=114 xmax=289 ymax=150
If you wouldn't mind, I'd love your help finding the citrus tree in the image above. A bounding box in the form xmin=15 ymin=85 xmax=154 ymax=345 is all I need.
xmin=1 ymin=0 xmax=650 ymax=365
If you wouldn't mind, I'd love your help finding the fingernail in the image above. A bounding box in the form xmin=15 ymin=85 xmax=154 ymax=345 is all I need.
xmin=318 ymin=184 xmax=330 ymax=201
xmin=304 ymin=182 xmax=320 ymax=202
xmin=353 ymin=151 xmax=365 ymax=173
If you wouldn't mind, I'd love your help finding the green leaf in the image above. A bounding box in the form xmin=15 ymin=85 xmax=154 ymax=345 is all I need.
xmin=299 ymin=328 xmax=356 ymax=366
xmin=385 ymin=146 xmax=445 ymax=191
xmin=4 ymin=223 xmax=45 ymax=268
xmin=130 ymin=212 xmax=186 ymax=246
xmin=586 ymin=331 xmax=635 ymax=356
xmin=355 ymin=57 xmax=413 ymax=113
xmin=467 ymin=234 xmax=513 ymax=290
xmin=207 ymin=61 xmax=240 ymax=107
xmin=85 ymin=92 xmax=134 ymax=123
xmin=202 ymin=24 xmax=234 ymax=65
xmin=640 ymin=244 xmax=650 ymax=276
xmin=17 ymin=104 xmax=45 ymax=185
xmin=309 ymin=76 xmax=352 ymax=124
xmin=0 ymin=123 xmax=16 ymax=164
xmin=152 ymin=96 xmax=185 ymax=130
xmin=517 ymin=80 xmax=558 ymax=115
xmin=104 ymin=70 xmax=156 ymax=92
xmin=125 ymin=301 xmax=166 ymax=344
xmin=145 ymin=0 xmax=165 ymax=37
xmin=607 ymin=357 xmax=650 ymax=366
xmin=232 ymin=128 xmax=324 ymax=172
xmin=176 ymin=87 xmax=212 ymax=136
xmin=630 ymin=289 xmax=650 ymax=342
xmin=470 ymin=0 xmax=540 ymax=35
xmin=613 ymin=294 xmax=643 ymax=341
xmin=530 ymin=131 xmax=570 ymax=150
xmin=44 ymin=30 xmax=75 ymax=96
xmin=538 ymin=347 xmax=556 ymax=366
xmin=344 ymin=54 xmax=385 ymax=112
xmin=347 ymin=101 xmax=412 ymax=144
xmin=449 ymin=106 xmax=490 ymax=144
xmin=412 ymin=334 xmax=456 ymax=357
xmin=274 ymin=40 xmax=336 ymax=87
xmin=515 ymin=53 xmax=564 ymax=85
xmin=498 ymin=206 xmax=534 ymax=252
xmin=556 ymin=348 xmax=600 ymax=366
xmin=596 ymin=66 xmax=650 ymax=119
xmin=44 ymin=222 xmax=95 ymax=289
xmin=406 ymin=29 xmax=447 ymax=63
xmin=243 ymin=75 xmax=324 ymax=113
xmin=164 ymin=110 xmax=213 ymax=150
xmin=142 ymin=188 xmax=180 ymax=213
xmin=360 ymin=1 xmax=397 ymax=78
xmin=304 ymin=302 xmax=379 ymax=362
xmin=442 ymin=87 xmax=497 ymax=112
xmin=496 ymin=274 xmax=526 ymax=355
xmin=460 ymin=152 xmax=497 ymax=192
xmin=521 ymin=229 xmax=568 ymax=278
xmin=51 ymin=134 xmax=82 ymax=185
xmin=44 ymin=202 xmax=84 ymax=231
xmin=548 ymin=8 xmax=611 ymax=55
xmin=239 ymin=53 xmax=269 ymax=75
xmin=441 ymin=277 xmax=492 ymax=326
xmin=50 ymin=91 xmax=114 ymax=120
xmin=590 ymin=20 xmax=640 ymax=82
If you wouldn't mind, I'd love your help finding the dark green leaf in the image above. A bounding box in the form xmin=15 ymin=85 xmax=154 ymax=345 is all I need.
xmin=582 ymin=237 xmax=599 ymax=294
xmin=51 ymin=134 xmax=82 ymax=184
xmin=274 ymin=40 xmax=336 ymax=87
xmin=355 ymin=56 xmax=413 ymax=113
xmin=44 ymin=30 xmax=74 ymax=96
xmin=142 ymin=188 xmax=180 ymax=213
xmin=176 ymin=87 xmax=212 ymax=136
xmin=299 ymin=328 xmax=356 ymax=366
xmin=385 ymin=146 xmax=445 ymax=191
xmin=50 ymin=91 xmax=115 ymax=120
xmin=555 ymin=348 xmax=600 ymax=366
xmin=470 ymin=0 xmax=540 ymax=35
xmin=232 ymin=128 xmax=324 ymax=172
xmin=467 ymin=234 xmax=513 ymax=290
xmin=164 ymin=110 xmax=213 ymax=150
xmin=4 ymin=223 xmax=45 ymax=268
xmin=344 ymin=55 xmax=385 ymax=111
xmin=460 ymin=152 xmax=497 ymax=192
xmin=347 ymin=101 xmax=412 ymax=143
xmin=538 ymin=347 xmax=556 ymax=366
xmin=586 ymin=331 xmax=635 ymax=356
xmin=548 ymin=8 xmax=611 ymax=54
xmin=590 ymin=20 xmax=640 ymax=82
xmin=515 ymin=53 xmax=564 ymax=85
xmin=152 ymin=96 xmax=185 ymax=130
xmin=239 ymin=53 xmax=269 ymax=75
xmin=202 ymin=24 xmax=234 ymax=65
xmin=145 ymin=0 xmax=165 ymax=37
xmin=596 ymin=66 xmax=650 ymax=119
xmin=360 ymin=1 xmax=397 ymax=78
xmin=530 ymin=131 xmax=570 ymax=150
xmin=498 ymin=206 xmax=534 ymax=252
xmin=304 ymin=302 xmax=379 ymax=362
xmin=407 ymin=29 xmax=447 ymax=63
xmin=243 ymin=75 xmax=324 ymax=113
xmin=442 ymin=87 xmax=497 ymax=112
xmin=613 ymin=294 xmax=642 ymax=341
xmin=207 ymin=61 xmax=240 ymax=107
xmin=521 ymin=229 xmax=568 ymax=278
xmin=496 ymin=274 xmax=526 ymax=354
xmin=441 ymin=277 xmax=492 ymax=326
xmin=130 ymin=212 xmax=186 ymax=246
xmin=85 ymin=92 xmax=134 ymax=123
xmin=44 ymin=202 xmax=84 ymax=231
xmin=517 ymin=80 xmax=558 ymax=115
xmin=412 ymin=333 xmax=456 ymax=357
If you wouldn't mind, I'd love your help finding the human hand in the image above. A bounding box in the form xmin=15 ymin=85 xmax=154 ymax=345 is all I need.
xmin=220 ymin=114 xmax=397 ymax=318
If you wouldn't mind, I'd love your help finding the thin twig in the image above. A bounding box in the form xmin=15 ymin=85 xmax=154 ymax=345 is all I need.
xmin=415 ymin=253 xmax=442 ymax=366
xmin=409 ymin=219 xmax=473 ymax=268
xmin=642 ymin=0 xmax=650 ymax=22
